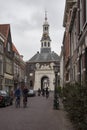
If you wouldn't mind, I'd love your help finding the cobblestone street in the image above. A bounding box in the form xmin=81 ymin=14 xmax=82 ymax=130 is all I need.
xmin=0 ymin=92 xmax=74 ymax=130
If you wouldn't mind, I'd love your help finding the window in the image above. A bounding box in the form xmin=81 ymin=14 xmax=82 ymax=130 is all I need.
xmin=14 ymin=63 xmax=19 ymax=75
xmin=44 ymin=42 xmax=46 ymax=47
xmin=42 ymin=42 xmax=43 ymax=47
xmin=45 ymin=27 xmax=47 ymax=30
xmin=44 ymin=26 xmax=48 ymax=31
xmin=6 ymin=58 xmax=12 ymax=74
xmin=8 ymin=42 xmax=11 ymax=52
xmin=48 ymin=42 xmax=50 ymax=47
xmin=66 ymin=72 xmax=69 ymax=81
xmin=72 ymin=65 xmax=76 ymax=81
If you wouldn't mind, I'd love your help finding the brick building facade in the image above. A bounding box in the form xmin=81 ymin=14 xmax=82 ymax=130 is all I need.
xmin=61 ymin=0 xmax=87 ymax=85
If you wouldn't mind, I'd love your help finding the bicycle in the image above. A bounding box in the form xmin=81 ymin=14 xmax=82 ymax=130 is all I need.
xmin=15 ymin=96 xmax=20 ymax=108
xmin=23 ymin=96 xmax=27 ymax=108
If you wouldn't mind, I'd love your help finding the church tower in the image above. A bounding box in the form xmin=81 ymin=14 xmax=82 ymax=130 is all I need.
xmin=40 ymin=12 xmax=51 ymax=53
xmin=26 ymin=13 xmax=60 ymax=91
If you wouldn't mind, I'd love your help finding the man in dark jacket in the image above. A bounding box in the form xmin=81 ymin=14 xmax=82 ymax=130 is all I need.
xmin=22 ymin=87 xmax=28 ymax=107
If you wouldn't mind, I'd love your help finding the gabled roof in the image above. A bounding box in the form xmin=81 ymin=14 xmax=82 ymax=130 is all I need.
xmin=0 ymin=24 xmax=10 ymax=38
xmin=0 ymin=32 xmax=6 ymax=42
xmin=0 ymin=24 xmax=10 ymax=47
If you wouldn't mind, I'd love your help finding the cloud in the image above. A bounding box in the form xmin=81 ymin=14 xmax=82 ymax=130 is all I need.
xmin=0 ymin=0 xmax=65 ymax=61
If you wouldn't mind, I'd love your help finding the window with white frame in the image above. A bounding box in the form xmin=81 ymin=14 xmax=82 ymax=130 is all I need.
xmin=6 ymin=58 xmax=12 ymax=74
xmin=14 ymin=63 xmax=19 ymax=74
xmin=8 ymin=42 xmax=11 ymax=52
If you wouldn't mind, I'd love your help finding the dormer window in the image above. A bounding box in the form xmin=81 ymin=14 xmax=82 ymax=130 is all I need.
xmin=8 ymin=42 xmax=11 ymax=52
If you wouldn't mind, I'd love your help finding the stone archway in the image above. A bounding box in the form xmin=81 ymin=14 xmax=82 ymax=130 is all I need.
xmin=34 ymin=70 xmax=55 ymax=91
xmin=41 ymin=76 xmax=49 ymax=90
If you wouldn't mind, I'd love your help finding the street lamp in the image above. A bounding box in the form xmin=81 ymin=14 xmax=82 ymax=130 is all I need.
xmin=53 ymin=64 xmax=59 ymax=109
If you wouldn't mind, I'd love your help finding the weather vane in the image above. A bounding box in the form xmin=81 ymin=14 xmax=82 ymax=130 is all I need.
xmin=45 ymin=9 xmax=47 ymax=21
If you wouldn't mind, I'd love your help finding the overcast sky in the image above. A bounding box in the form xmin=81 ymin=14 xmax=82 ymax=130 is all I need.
xmin=0 ymin=0 xmax=65 ymax=61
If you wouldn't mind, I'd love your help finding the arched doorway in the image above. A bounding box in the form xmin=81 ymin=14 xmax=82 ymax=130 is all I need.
xmin=41 ymin=76 xmax=49 ymax=90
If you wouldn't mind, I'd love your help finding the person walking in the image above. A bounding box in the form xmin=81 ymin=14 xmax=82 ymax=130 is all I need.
xmin=14 ymin=86 xmax=21 ymax=108
xmin=46 ymin=87 xmax=49 ymax=98
xmin=22 ymin=86 xmax=28 ymax=108
xmin=38 ymin=88 xmax=41 ymax=96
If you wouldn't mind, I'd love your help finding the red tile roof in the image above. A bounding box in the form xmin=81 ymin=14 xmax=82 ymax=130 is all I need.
xmin=0 ymin=24 xmax=10 ymax=47
xmin=0 ymin=24 xmax=10 ymax=38
xmin=0 ymin=24 xmax=22 ymax=60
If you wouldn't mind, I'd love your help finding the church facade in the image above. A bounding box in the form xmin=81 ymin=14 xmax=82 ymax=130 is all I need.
xmin=26 ymin=14 xmax=60 ymax=91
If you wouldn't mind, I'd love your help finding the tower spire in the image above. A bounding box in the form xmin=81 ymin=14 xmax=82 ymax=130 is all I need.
xmin=40 ymin=12 xmax=51 ymax=53
xmin=45 ymin=10 xmax=47 ymax=21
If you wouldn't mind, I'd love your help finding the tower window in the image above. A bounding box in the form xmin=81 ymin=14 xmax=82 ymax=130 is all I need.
xmin=44 ymin=42 xmax=46 ymax=46
xmin=42 ymin=42 xmax=43 ymax=47
xmin=44 ymin=27 xmax=48 ymax=31
xmin=48 ymin=42 xmax=50 ymax=47
xmin=45 ymin=27 xmax=47 ymax=30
